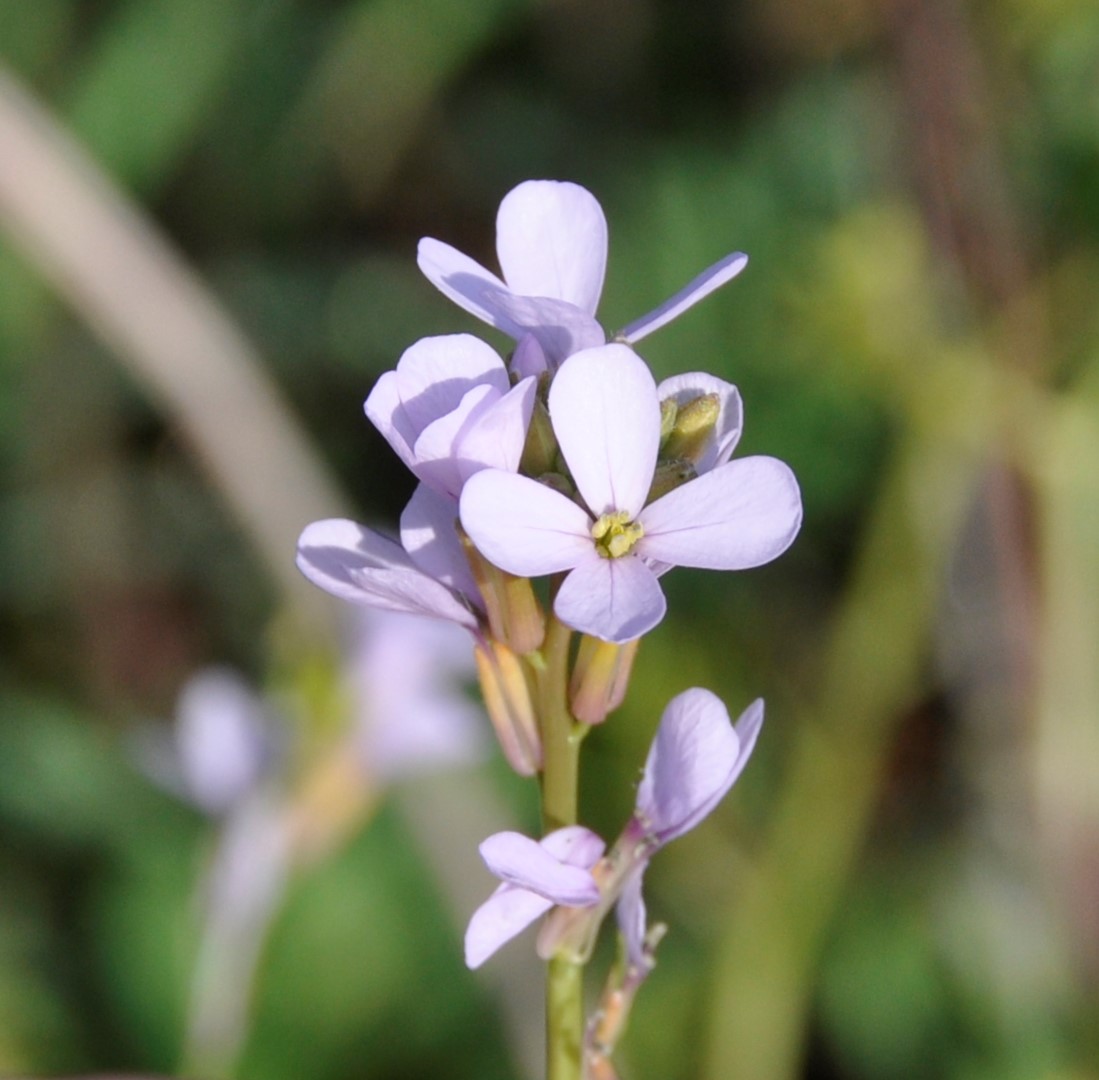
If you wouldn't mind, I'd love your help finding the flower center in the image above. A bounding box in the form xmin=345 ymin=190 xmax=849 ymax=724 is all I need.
xmin=591 ymin=511 xmax=644 ymax=559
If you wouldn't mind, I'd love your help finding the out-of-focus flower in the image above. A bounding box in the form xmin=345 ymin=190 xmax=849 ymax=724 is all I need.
xmin=459 ymin=345 xmax=802 ymax=643
xmin=464 ymin=826 xmax=605 ymax=969
xmin=417 ymin=180 xmax=748 ymax=365
xmin=349 ymin=610 xmax=485 ymax=780
xmin=364 ymin=333 xmax=536 ymax=499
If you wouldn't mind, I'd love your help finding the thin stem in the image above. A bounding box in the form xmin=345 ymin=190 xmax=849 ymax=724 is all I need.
xmin=536 ymin=615 xmax=585 ymax=1080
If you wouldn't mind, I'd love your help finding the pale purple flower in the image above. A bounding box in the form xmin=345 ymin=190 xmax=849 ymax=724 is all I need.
xmin=417 ymin=180 xmax=748 ymax=365
xmin=459 ymin=344 xmax=802 ymax=643
xmin=296 ymin=517 xmax=480 ymax=629
xmin=656 ymin=371 xmax=743 ymax=475
xmin=349 ymin=609 xmax=485 ymax=779
xmin=465 ymin=826 xmax=605 ymax=969
xmin=616 ymin=690 xmax=763 ymax=966
xmin=364 ymin=333 xmax=536 ymax=499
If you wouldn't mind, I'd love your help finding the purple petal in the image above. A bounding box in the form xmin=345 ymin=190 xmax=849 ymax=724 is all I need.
xmin=656 ymin=372 xmax=744 ymax=472
xmin=460 ymin=470 xmax=593 ymax=577
xmin=549 ymin=344 xmax=660 ymax=518
xmin=616 ymin=866 xmax=649 ymax=970
xmin=362 ymin=370 xmax=416 ymax=470
xmin=465 ymin=882 xmax=554 ymax=969
xmin=413 ymin=383 xmax=499 ymax=497
xmin=618 ymin=252 xmax=749 ymax=344
xmin=553 ymin=553 xmax=666 ymax=644
xmin=416 ymin=238 xmax=524 ymax=337
xmin=540 ymin=824 xmax=607 ymax=869
xmin=636 ymin=689 xmax=761 ymax=844
xmin=511 ymin=333 xmax=549 ymax=378
xmin=454 ymin=376 xmax=537 ymax=479
xmin=399 ymin=484 xmax=481 ymax=603
xmin=639 ymin=457 xmax=802 ymax=570
xmin=485 ymin=290 xmax=606 ymax=365
xmin=296 ymin=518 xmax=478 ymax=628
xmin=480 ymin=830 xmax=601 ymax=905
xmin=496 ymin=181 xmax=607 ymax=315
xmin=391 ymin=334 xmax=508 ymax=435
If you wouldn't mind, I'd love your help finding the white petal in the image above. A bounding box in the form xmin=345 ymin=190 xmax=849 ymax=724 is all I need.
xmin=496 ymin=180 xmax=607 ymax=315
xmin=635 ymin=688 xmax=745 ymax=843
xmin=460 ymin=470 xmax=593 ymax=577
xmin=553 ymin=554 xmax=666 ymax=644
xmin=618 ymin=252 xmax=748 ymax=343
xmin=400 ymin=484 xmax=481 ymax=602
xmin=549 ymin=344 xmax=660 ymax=518
xmin=465 ymin=883 xmax=553 ymax=969
xmin=393 ymin=334 xmax=508 ymax=435
xmin=656 ymin=372 xmax=743 ymax=472
xmin=639 ymin=457 xmax=802 ymax=569
xmin=417 ymin=238 xmax=524 ymax=337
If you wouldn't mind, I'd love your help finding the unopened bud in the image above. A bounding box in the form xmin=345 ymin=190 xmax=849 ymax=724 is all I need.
xmin=661 ymin=392 xmax=719 ymax=464
xmin=570 ymin=636 xmax=640 ymax=724
xmin=461 ymin=529 xmax=545 ymax=655
xmin=519 ymin=390 xmax=558 ymax=478
xmin=474 ymin=639 xmax=542 ymax=776
xmin=646 ymin=458 xmax=696 ymax=502
xmin=658 ymin=399 xmax=678 ymax=444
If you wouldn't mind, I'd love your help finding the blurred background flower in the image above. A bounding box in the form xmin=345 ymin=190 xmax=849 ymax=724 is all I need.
xmin=0 ymin=1 xmax=1097 ymax=1078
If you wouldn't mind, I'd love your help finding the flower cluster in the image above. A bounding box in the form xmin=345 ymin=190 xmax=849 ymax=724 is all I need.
xmin=295 ymin=179 xmax=801 ymax=1068
xmin=297 ymin=180 xmax=802 ymax=647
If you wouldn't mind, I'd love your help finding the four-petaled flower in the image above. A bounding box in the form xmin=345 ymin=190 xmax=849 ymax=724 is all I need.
xmin=464 ymin=688 xmax=763 ymax=969
xmin=459 ymin=344 xmax=802 ymax=643
xmin=418 ymin=180 xmax=749 ymax=366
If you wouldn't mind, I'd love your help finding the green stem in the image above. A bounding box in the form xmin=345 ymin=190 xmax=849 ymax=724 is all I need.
xmin=536 ymin=615 xmax=585 ymax=1080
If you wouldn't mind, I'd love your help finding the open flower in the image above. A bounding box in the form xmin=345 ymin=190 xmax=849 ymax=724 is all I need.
xmin=418 ymin=180 xmax=748 ymax=365
xmin=364 ymin=333 xmax=535 ymax=499
xmin=296 ymin=517 xmax=480 ymax=630
xmin=459 ymin=344 xmax=802 ymax=643
xmin=615 ymin=689 xmax=763 ymax=966
xmin=464 ymin=826 xmax=605 ymax=969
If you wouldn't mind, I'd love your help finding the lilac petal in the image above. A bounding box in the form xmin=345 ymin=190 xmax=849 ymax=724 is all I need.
xmin=549 ymin=344 xmax=660 ymax=518
xmin=656 ymin=372 xmax=744 ymax=472
xmin=511 ymin=333 xmax=549 ymax=378
xmin=454 ymin=376 xmax=537 ymax=479
xmin=616 ymin=866 xmax=649 ymax=970
xmin=486 ymin=290 xmax=606 ymax=364
xmin=465 ymin=882 xmax=554 ymax=969
xmin=496 ymin=181 xmax=608 ymax=315
xmin=639 ymin=457 xmax=802 ymax=570
xmin=554 ymin=553 xmax=666 ymax=644
xmin=362 ymin=370 xmax=417 ymax=469
xmin=413 ymin=383 xmax=498 ymax=496
xmin=460 ymin=469 xmax=593 ymax=577
xmin=296 ymin=518 xmax=478 ymax=628
xmin=540 ymin=824 xmax=607 ymax=869
xmin=391 ymin=334 xmax=508 ymax=435
xmin=417 ymin=238 xmax=524 ymax=337
xmin=618 ymin=252 xmax=749 ymax=344
xmin=636 ymin=688 xmax=754 ymax=844
xmin=480 ymin=831 xmax=601 ymax=906
xmin=728 ymin=697 xmax=764 ymax=789
xmin=400 ymin=484 xmax=481 ymax=603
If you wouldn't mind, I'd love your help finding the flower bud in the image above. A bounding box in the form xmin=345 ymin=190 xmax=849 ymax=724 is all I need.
xmin=519 ymin=389 xmax=559 ymax=479
xmin=474 ymin=639 xmax=542 ymax=776
xmin=660 ymin=391 xmax=719 ymax=464
xmin=569 ymin=636 xmax=639 ymax=724
xmin=646 ymin=458 xmax=696 ymax=502
xmin=460 ymin=529 xmax=546 ymax=655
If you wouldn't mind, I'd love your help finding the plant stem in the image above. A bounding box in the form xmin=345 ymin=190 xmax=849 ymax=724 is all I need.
xmin=536 ymin=615 xmax=585 ymax=1080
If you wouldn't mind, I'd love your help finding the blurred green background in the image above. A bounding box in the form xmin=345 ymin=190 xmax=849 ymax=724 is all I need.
xmin=1 ymin=0 xmax=1098 ymax=1078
